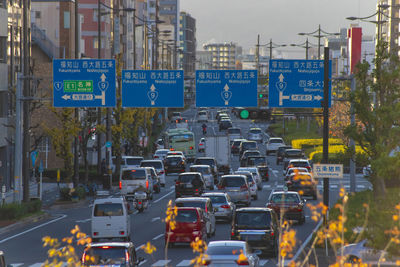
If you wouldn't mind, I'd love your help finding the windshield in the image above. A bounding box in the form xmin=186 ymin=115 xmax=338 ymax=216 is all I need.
xmin=84 ymin=247 xmax=126 ymax=264
xmin=249 ymin=129 xmax=262 ymax=134
xmin=195 ymin=158 xmax=215 ymax=167
xmin=166 ymin=157 xmax=182 ymax=163
xmin=176 ymin=209 xmax=198 ymax=222
xmin=286 ymin=150 xmax=303 ymax=157
xmin=121 ymin=169 xmax=146 ymax=180
xmin=199 ymin=111 xmax=207 ymax=116
xmin=140 ymin=161 xmax=162 ymax=169
xmin=269 ymin=139 xmax=283 ymax=144
xmin=190 ymin=167 xmax=209 ymax=174
xmin=228 ymin=128 xmax=241 ymax=134
xmin=270 ymin=194 xmax=300 ymax=203
xmin=236 ymin=212 xmax=271 ymax=228
xmin=244 ymin=151 xmax=260 ymax=157
xmin=232 ymin=140 xmax=243 ymax=146
xmin=169 ymin=134 xmax=194 ymax=143
xmin=206 ymin=246 xmax=244 ymax=255
xmin=94 ymin=203 xmax=124 ymax=217
xmin=156 ymin=150 xmax=169 ymax=156
xmin=206 ymin=196 xmax=227 ymax=204
xmin=125 ymin=158 xmax=142 ymax=165
xmin=243 ymin=142 xmax=257 ymax=149
xmin=178 ymin=174 xmax=196 ymax=183
xmin=248 ymin=157 xmax=266 ymax=165
xmin=176 ymin=201 xmax=205 ymax=209
xmin=289 ymin=162 xmax=309 ymax=168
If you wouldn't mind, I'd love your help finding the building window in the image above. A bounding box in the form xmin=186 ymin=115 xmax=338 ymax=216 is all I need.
xmin=93 ymin=37 xmax=104 ymax=49
xmin=0 ymin=0 xmax=5 ymax=8
xmin=0 ymin=37 xmax=6 ymax=63
xmin=35 ymin=11 xmax=41 ymax=18
xmin=64 ymin=11 xmax=70 ymax=29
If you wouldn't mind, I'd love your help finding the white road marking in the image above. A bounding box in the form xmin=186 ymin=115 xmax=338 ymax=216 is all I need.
xmin=177 ymin=260 xmax=193 ymax=266
xmin=152 ymin=233 xmax=164 ymax=240
xmin=263 ymin=184 xmax=271 ymax=189
xmin=75 ymin=218 xmax=91 ymax=223
xmin=276 ymin=184 xmax=283 ymax=188
xmin=139 ymin=260 xmax=148 ymax=266
xmin=357 ymin=185 xmax=365 ymax=188
xmin=260 ymin=259 xmax=269 ymax=266
xmin=330 ymin=184 xmax=338 ymax=189
xmin=153 ymin=190 xmax=174 ymax=204
xmin=170 ymin=185 xmax=175 ymax=190
xmin=0 ymin=214 xmax=67 ymax=244
xmin=151 ymin=217 xmax=161 ymax=222
xmin=152 ymin=260 xmax=171 ymax=267
xmin=9 ymin=264 xmax=24 ymax=267
xmin=136 ymin=244 xmax=145 ymax=251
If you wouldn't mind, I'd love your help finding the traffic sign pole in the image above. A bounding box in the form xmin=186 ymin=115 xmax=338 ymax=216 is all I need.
xmin=323 ymin=47 xmax=330 ymax=224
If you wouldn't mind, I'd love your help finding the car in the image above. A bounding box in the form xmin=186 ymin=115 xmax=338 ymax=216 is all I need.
xmin=197 ymin=110 xmax=208 ymax=122
xmin=240 ymin=150 xmax=261 ymax=167
xmin=175 ymin=172 xmax=206 ymax=198
xmin=248 ymin=128 xmax=263 ymax=143
xmin=235 ymin=171 xmax=258 ymax=200
xmin=283 ymin=158 xmax=312 ymax=175
xmin=216 ymin=111 xmax=229 ymax=120
xmin=231 ymin=207 xmax=279 ymax=256
xmin=266 ymin=191 xmax=306 ymax=224
xmin=165 ymin=207 xmax=207 ymax=246
xmin=167 ymin=150 xmax=186 ymax=161
xmin=284 ymin=167 xmax=310 ymax=181
xmin=175 ymin=117 xmax=189 ymax=129
xmin=155 ymin=138 xmax=165 ymax=150
xmin=164 ymin=155 xmax=186 ymax=175
xmin=281 ymin=149 xmax=306 ymax=166
xmin=91 ymin=196 xmax=132 ymax=242
xmin=193 ymin=157 xmax=218 ymax=183
xmin=265 ymin=137 xmax=285 ymax=155
xmin=204 ymin=240 xmax=261 ymax=266
xmin=286 ymin=172 xmax=317 ymax=200
xmin=202 ymin=192 xmax=235 ymax=222
xmin=237 ymin=167 xmax=262 ymax=190
xmin=198 ymin=137 xmax=206 ymax=152
xmin=0 ymin=251 xmax=6 ymax=267
xmin=218 ymin=175 xmax=251 ymax=206
xmin=170 ymin=111 xmax=181 ymax=122
xmin=111 ymin=156 xmax=144 ymax=173
xmin=246 ymin=156 xmax=269 ymax=181
xmin=81 ymin=242 xmax=144 ymax=266
xmin=190 ymin=164 xmax=214 ymax=190
xmin=153 ymin=148 xmax=170 ymax=161
xmin=175 ymin=197 xmax=216 ymax=237
xmin=239 ymin=141 xmax=258 ymax=158
xmin=142 ymin=166 xmax=161 ymax=193
xmin=228 ymin=127 xmax=242 ymax=144
xmin=219 ymin=120 xmax=233 ymax=131
xmin=276 ymin=145 xmax=293 ymax=165
xmin=119 ymin=167 xmax=153 ymax=200
xmin=231 ymin=138 xmax=247 ymax=155
xmin=140 ymin=159 xmax=166 ymax=187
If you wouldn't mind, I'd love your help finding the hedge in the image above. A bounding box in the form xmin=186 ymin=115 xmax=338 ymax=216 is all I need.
xmin=0 ymin=199 xmax=42 ymax=220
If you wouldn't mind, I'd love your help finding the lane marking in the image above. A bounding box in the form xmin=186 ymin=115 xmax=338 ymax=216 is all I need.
xmin=260 ymin=259 xmax=269 ymax=266
xmin=152 ymin=260 xmax=171 ymax=267
xmin=170 ymin=185 xmax=175 ymax=190
xmin=152 ymin=233 xmax=164 ymax=240
xmin=0 ymin=214 xmax=67 ymax=244
xmin=75 ymin=218 xmax=91 ymax=223
xmin=139 ymin=260 xmax=148 ymax=266
xmin=9 ymin=264 xmax=24 ymax=267
xmin=357 ymin=185 xmax=365 ymax=188
xmin=136 ymin=244 xmax=145 ymax=251
xmin=153 ymin=190 xmax=174 ymax=204
xmin=151 ymin=217 xmax=161 ymax=222
xmin=177 ymin=260 xmax=193 ymax=266
xmin=330 ymin=184 xmax=338 ymax=189
xmin=263 ymin=184 xmax=271 ymax=189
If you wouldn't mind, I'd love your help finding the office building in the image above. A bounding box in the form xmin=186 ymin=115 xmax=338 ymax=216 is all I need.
xmin=203 ymin=42 xmax=240 ymax=70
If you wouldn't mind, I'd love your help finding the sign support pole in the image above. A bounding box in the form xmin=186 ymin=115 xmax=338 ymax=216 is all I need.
xmin=323 ymin=47 xmax=330 ymax=223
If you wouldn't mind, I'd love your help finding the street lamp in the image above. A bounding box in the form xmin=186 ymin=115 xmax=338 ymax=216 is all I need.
xmin=298 ymin=25 xmax=340 ymax=59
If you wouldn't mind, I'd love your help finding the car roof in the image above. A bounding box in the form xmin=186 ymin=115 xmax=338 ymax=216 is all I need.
xmin=166 ymin=155 xmax=184 ymax=158
xmin=141 ymin=159 xmax=163 ymax=163
xmin=155 ymin=149 xmax=170 ymax=153
xmin=202 ymin=192 xmax=228 ymax=197
xmin=93 ymin=197 xmax=125 ymax=204
xmin=250 ymin=127 xmax=261 ymax=130
xmin=285 ymin=149 xmax=303 ymax=152
xmin=179 ymin=172 xmax=201 ymax=176
xmin=88 ymin=242 xmax=133 ymax=249
xmin=122 ymin=156 xmax=143 ymax=159
xmin=287 ymin=167 xmax=308 ymax=171
xmin=190 ymin=165 xmax=211 ymax=169
xmin=289 ymin=159 xmax=309 ymax=162
xmin=175 ymin=197 xmax=209 ymax=203
xmin=269 ymin=137 xmax=283 ymax=140
xmin=236 ymin=207 xmax=273 ymax=212
xmin=195 ymin=157 xmax=215 ymax=160
xmin=289 ymin=172 xmax=312 ymax=176
xmin=241 ymin=140 xmax=256 ymax=143
xmin=271 ymin=191 xmax=301 ymax=196
xmin=221 ymin=174 xmax=246 ymax=179
xmin=238 ymin=167 xmax=257 ymax=171
xmin=207 ymin=240 xmax=246 ymax=248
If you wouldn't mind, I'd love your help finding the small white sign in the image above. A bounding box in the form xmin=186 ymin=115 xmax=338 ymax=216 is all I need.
xmin=313 ymin=164 xmax=343 ymax=179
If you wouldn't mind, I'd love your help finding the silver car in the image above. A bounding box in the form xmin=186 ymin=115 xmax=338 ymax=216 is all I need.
xmin=237 ymin=167 xmax=262 ymax=190
xmin=235 ymin=171 xmax=258 ymax=200
xmin=202 ymin=192 xmax=236 ymax=222
xmin=248 ymin=128 xmax=263 ymax=143
xmin=190 ymin=165 xmax=214 ymax=190
xmin=218 ymin=175 xmax=251 ymax=206
xmin=203 ymin=240 xmax=260 ymax=266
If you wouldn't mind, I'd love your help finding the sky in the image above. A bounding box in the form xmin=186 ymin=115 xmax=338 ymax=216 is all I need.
xmin=180 ymin=0 xmax=378 ymax=57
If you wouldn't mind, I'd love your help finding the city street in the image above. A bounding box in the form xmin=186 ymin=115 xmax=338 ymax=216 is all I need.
xmin=0 ymin=107 xmax=371 ymax=267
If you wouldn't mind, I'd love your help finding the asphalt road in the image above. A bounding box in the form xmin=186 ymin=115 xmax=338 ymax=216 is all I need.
xmin=1 ymin=107 xmax=372 ymax=267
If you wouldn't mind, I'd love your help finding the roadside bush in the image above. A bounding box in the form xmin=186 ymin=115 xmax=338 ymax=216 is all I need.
xmin=59 ymin=187 xmax=72 ymax=201
xmin=0 ymin=199 xmax=42 ymax=220
xmin=73 ymin=186 xmax=86 ymax=200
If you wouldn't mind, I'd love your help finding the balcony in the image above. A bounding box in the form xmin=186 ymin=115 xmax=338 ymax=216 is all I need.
xmin=31 ymin=22 xmax=64 ymax=59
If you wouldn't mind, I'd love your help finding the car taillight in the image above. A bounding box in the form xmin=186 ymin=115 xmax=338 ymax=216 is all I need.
xmin=231 ymin=230 xmax=235 ymax=236
xmin=190 ymin=146 xmax=194 ymax=150
xmin=203 ymin=259 xmax=211 ymax=265
xmin=125 ymin=251 xmax=130 ymax=262
xmin=306 ymin=166 xmax=311 ymax=171
xmin=93 ymin=232 xmax=98 ymax=236
xmin=266 ymin=203 xmax=272 ymax=208
xmin=119 ymin=231 xmax=125 ymax=235
xmin=240 ymin=184 xmax=248 ymax=191
xmin=270 ymin=231 xmax=274 ymax=237
xmin=175 ymin=181 xmax=181 ymax=185
xmin=138 ymin=201 xmax=142 ymax=205
xmin=154 ymin=155 xmax=159 ymax=158
xmin=297 ymin=205 xmax=303 ymax=212
xmin=221 ymin=205 xmax=230 ymax=209
xmin=146 ymin=180 xmax=149 ymax=189
xmin=101 ymin=246 xmax=110 ymax=249
xmin=218 ymin=185 xmax=225 ymax=190
xmin=159 ymin=171 xmax=165 ymax=174
xmin=236 ymin=259 xmax=250 ymax=265
xmin=205 ymin=205 xmax=207 ymax=213
xmin=119 ymin=181 xmax=122 ymax=190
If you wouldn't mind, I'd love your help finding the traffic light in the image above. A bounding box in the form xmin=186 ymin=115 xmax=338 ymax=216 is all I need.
xmin=259 ymin=93 xmax=263 ymax=98
xmin=239 ymin=109 xmax=249 ymax=119
xmin=238 ymin=108 xmax=271 ymax=120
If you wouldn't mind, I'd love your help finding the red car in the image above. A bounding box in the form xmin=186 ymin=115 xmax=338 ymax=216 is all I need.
xmin=266 ymin=191 xmax=306 ymax=225
xmin=165 ymin=207 xmax=207 ymax=246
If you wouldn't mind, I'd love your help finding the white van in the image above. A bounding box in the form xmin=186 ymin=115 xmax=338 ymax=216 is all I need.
xmin=111 ymin=156 xmax=144 ymax=173
xmin=91 ymin=197 xmax=131 ymax=242
xmin=119 ymin=167 xmax=153 ymax=200
xmin=197 ymin=110 xmax=208 ymax=123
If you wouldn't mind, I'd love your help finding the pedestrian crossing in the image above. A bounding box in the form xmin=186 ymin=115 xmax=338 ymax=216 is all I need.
xmin=10 ymin=259 xmax=270 ymax=267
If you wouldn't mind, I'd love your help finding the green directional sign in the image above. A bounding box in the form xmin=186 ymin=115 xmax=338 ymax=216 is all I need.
xmin=240 ymin=109 xmax=249 ymax=119
xmin=64 ymin=80 xmax=93 ymax=93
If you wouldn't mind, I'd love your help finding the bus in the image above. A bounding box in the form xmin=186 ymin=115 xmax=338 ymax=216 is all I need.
xmin=164 ymin=128 xmax=196 ymax=161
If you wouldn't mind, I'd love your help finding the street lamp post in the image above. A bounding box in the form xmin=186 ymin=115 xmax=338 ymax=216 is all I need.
xmin=298 ymin=25 xmax=339 ymax=59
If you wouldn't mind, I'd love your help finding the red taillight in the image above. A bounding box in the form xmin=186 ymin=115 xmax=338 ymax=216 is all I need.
xmin=102 ymin=246 xmax=110 ymax=249
xmin=236 ymin=259 xmax=250 ymax=265
xmin=240 ymin=184 xmax=248 ymax=191
xmin=160 ymin=171 xmax=165 ymax=174
xmin=270 ymin=231 xmax=274 ymax=237
xmin=220 ymin=205 xmax=230 ymax=209
xmin=138 ymin=201 xmax=142 ymax=205
xmin=203 ymin=259 xmax=211 ymax=265
xmin=119 ymin=181 xmax=122 ymax=190
xmin=267 ymin=203 xmax=272 ymax=208
xmin=175 ymin=181 xmax=181 ymax=185
xmin=231 ymin=231 xmax=235 ymax=236
xmin=297 ymin=205 xmax=303 ymax=212
xmin=125 ymin=251 xmax=130 ymax=262
xmin=93 ymin=232 xmax=98 ymax=236
xmin=306 ymin=166 xmax=311 ymax=171
xmin=119 ymin=231 xmax=125 ymax=235
xmin=154 ymin=155 xmax=159 ymax=158
xmin=218 ymin=185 xmax=225 ymax=190
xmin=146 ymin=180 xmax=149 ymax=189
xmin=190 ymin=146 xmax=194 ymax=150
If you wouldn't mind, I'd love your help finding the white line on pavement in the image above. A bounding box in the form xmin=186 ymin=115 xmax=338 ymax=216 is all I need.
xmin=152 ymin=233 xmax=164 ymax=240
xmin=260 ymin=259 xmax=269 ymax=266
xmin=138 ymin=260 xmax=148 ymax=266
xmin=152 ymin=260 xmax=171 ymax=267
xmin=0 ymin=214 xmax=67 ymax=244
xmin=153 ymin=190 xmax=174 ymax=204
xmin=177 ymin=260 xmax=193 ymax=266
xmin=75 ymin=218 xmax=91 ymax=223
xmin=151 ymin=217 xmax=161 ymax=222
xmin=9 ymin=264 xmax=23 ymax=267
xmin=136 ymin=244 xmax=144 ymax=251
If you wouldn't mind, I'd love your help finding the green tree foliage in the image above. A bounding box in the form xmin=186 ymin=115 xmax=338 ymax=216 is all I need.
xmin=346 ymin=41 xmax=400 ymax=197
xmin=44 ymin=108 xmax=80 ymax=183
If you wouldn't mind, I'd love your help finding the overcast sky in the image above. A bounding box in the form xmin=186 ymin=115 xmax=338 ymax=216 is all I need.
xmin=180 ymin=0 xmax=378 ymax=57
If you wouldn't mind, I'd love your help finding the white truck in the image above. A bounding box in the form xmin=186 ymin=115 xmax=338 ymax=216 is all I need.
xmin=205 ymin=136 xmax=231 ymax=175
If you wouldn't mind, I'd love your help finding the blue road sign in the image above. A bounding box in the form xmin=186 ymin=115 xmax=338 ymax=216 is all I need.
xmin=31 ymin=150 xmax=38 ymax=167
xmin=39 ymin=160 xmax=44 ymax=173
xmin=269 ymin=60 xmax=331 ymax=108
xmin=53 ymin=59 xmax=116 ymax=107
xmin=121 ymin=70 xmax=184 ymax=107
xmin=196 ymin=70 xmax=258 ymax=107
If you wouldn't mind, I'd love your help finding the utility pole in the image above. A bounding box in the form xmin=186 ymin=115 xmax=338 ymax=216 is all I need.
xmin=73 ymin=0 xmax=80 ymax=187
xmin=323 ymin=47 xmax=330 ymax=219
xmin=22 ymin=0 xmax=31 ymax=202
xmin=97 ymin=0 xmax=102 ymax=176
xmin=305 ymin=38 xmax=309 ymax=60
xmin=133 ymin=9 xmax=136 ymax=69
xmin=349 ymin=76 xmax=356 ymax=193
xmin=269 ymin=39 xmax=273 ymax=59
xmin=255 ymin=35 xmax=260 ymax=75
xmin=318 ymin=25 xmax=321 ymax=59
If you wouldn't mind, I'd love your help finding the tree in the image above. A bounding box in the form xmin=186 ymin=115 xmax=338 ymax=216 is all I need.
xmin=346 ymin=41 xmax=400 ymax=197
xmin=79 ymin=109 xmax=97 ymax=184
xmin=44 ymin=108 xmax=80 ymax=183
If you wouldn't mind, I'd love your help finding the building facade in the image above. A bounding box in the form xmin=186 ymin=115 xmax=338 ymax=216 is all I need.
xmin=378 ymin=0 xmax=400 ymax=55
xmin=203 ymin=42 xmax=240 ymax=70
xmin=179 ymin=11 xmax=195 ymax=76
xmin=159 ymin=0 xmax=179 ymax=68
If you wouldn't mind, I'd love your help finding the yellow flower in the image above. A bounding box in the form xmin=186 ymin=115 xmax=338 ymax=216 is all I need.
xmin=393 ymin=215 xmax=399 ymax=221
xmin=142 ymin=241 xmax=156 ymax=254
